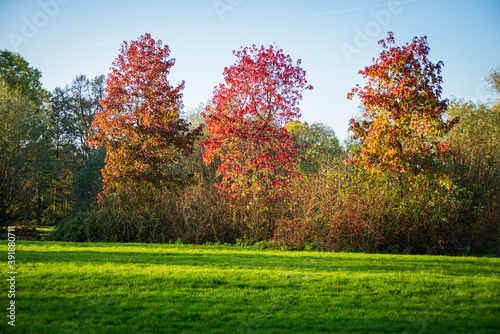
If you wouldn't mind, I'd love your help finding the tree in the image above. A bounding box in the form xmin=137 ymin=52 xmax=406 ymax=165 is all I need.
xmin=0 ymin=84 xmax=34 ymax=225
xmin=49 ymin=87 xmax=72 ymax=159
xmin=50 ymin=74 xmax=106 ymax=159
xmin=0 ymin=51 xmax=55 ymax=224
xmin=202 ymin=44 xmax=313 ymax=199
xmin=347 ymin=32 xmax=457 ymax=178
xmin=73 ymin=147 xmax=106 ymax=211
xmin=446 ymin=69 xmax=500 ymax=202
xmin=0 ymin=83 xmax=53 ymax=225
xmin=447 ymin=100 xmax=500 ymax=197
xmin=445 ymin=82 xmax=500 ymax=251
xmin=0 ymin=50 xmax=50 ymax=108
xmin=89 ymin=34 xmax=201 ymax=197
xmin=45 ymin=75 xmax=107 ymax=217
xmin=67 ymin=75 xmax=106 ymax=158
xmin=284 ymin=120 xmax=341 ymax=172
xmin=487 ymin=66 xmax=500 ymax=95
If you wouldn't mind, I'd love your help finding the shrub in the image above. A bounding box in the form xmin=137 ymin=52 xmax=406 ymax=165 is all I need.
xmin=445 ymin=100 xmax=500 ymax=254
xmin=272 ymin=159 xmax=471 ymax=254
xmin=273 ymin=218 xmax=319 ymax=250
xmin=48 ymin=212 xmax=88 ymax=242
xmin=54 ymin=146 xmax=497 ymax=255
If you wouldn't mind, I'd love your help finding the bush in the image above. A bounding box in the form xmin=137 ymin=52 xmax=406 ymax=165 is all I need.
xmin=272 ymin=160 xmax=472 ymax=254
xmin=445 ymin=100 xmax=500 ymax=254
xmin=273 ymin=218 xmax=319 ymax=250
xmin=52 ymin=182 xmax=240 ymax=244
xmin=177 ymin=182 xmax=238 ymax=244
xmin=48 ymin=212 xmax=88 ymax=242
xmin=54 ymin=149 xmax=498 ymax=255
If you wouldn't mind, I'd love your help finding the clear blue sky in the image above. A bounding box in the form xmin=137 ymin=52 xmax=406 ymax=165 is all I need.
xmin=1 ymin=0 xmax=499 ymax=140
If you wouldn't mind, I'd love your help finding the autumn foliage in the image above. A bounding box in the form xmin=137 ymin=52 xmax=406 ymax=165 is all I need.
xmin=202 ymin=45 xmax=313 ymax=199
xmin=22 ymin=31 xmax=495 ymax=254
xmin=89 ymin=34 xmax=201 ymax=197
xmin=347 ymin=32 xmax=457 ymax=178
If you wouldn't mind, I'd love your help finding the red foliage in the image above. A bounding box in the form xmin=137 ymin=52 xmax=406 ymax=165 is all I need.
xmin=202 ymin=44 xmax=313 ymax=199
xmin=89 ymin=33 xmax=202 ymax=198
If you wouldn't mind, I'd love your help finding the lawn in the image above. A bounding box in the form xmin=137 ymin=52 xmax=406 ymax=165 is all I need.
xmin=1 ymin=241 xmax=499 ymax=333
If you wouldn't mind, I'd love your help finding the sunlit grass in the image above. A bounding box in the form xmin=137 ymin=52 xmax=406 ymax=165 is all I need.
xmin=1 ymin=241 xmax=499 ymax=333
xmin=35 ymin=227 xmax=56 ymax=232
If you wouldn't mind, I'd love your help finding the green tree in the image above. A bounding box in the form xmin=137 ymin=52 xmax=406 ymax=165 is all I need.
xmin=285 ymin=120 xmax=341 ymax=172
xmin=0 ymin=84 xmax=52 ymax=225
xmin=446 ymin=68 xmax=500 ymax=202
xmin=0 ymin=84 xmax=34 ymax=225
xmin=73 ymin=147 xmax=106 ymax=211
xmin=447 ymin=101 xmax=500 ymax=185
xmin=0 ymin=50 xmax=50 ymax=108
xmin=45 ymin=75 xmax=106 ymax=218
xmin=487 ymin=66 xmax=500 ymax=95
xmin=67 ymin=74 xmax=106 ymax=158
xmin=0 ymin=51 xmax=54 ymax=224
xmin=445 ymin=67 xmax=500 ymax=251
xmin=46 ymin=88 xmax=76 ymax=219
xmin=50 ymin=74 xmax=106 ymax=159
xmin=446 ymin=99 xmax=500 ymax=251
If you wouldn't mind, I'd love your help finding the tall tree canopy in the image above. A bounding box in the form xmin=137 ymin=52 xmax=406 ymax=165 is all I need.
xmin=202 ymin=44 xmax=312 ymax=199
xmin=89 ymin=34 xmax=201 ymax=197
xmin=51 ymin=74 xmax=106 ymax=158
xmin=0 ymin=85 xmax=36 ymax=225
xmin=0 ymin=50 xmax=50 ymax=108
xmin=0 ymin=51 xmax=55 ymax=224
xmin=347 ymin=32 xmax=457 ymax=178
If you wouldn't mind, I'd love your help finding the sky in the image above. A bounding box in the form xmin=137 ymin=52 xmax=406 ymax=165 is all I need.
xmin=1 ymin=0 xmax=499 ymax=141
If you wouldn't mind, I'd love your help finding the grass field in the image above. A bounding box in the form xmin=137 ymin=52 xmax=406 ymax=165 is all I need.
xmin=1 ymin=241 xmax=499 ymax=333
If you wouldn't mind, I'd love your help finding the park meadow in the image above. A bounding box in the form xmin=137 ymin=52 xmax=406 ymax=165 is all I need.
xmin=1 ymin=241 xmax=499 ymax=333
xmin=2 ymin=30 xmax=500 ymax=333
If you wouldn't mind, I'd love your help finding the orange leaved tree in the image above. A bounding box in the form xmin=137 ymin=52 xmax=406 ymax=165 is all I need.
xmin=202 ymin=44 xmax=313 ymax=200
xmin=347 ymin=32 xmax=457 ymax=179
xmin=89 ymin=33 xmax=201 ymax=198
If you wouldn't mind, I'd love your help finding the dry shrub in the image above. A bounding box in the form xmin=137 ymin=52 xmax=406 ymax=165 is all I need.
xmin=273 ymin=160 xmax=470 ymax=254
xmin=179 ymin=182 xmax=238 ymax=244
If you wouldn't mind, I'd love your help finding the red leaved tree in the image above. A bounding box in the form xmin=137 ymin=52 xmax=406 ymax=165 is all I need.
xmin=202 ymin=44 xmax=312 ymax=199
xmin=89 ymin=33 xmax=201 ymax=198
xmin=347 ymin=32 xmax=457 ymax=179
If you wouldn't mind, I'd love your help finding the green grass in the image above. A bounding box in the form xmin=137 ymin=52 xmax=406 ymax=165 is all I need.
xmin=34 ymin=227 xmax=56 ymax=233
xmin=1 ymin=241 xmax=499 ymax=333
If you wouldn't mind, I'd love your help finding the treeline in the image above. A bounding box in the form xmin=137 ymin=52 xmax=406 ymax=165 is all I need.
xmin=0 ymin=49 xmax=106 ymax=225
xmin=1 ymin=33 xmax=499 ymax=255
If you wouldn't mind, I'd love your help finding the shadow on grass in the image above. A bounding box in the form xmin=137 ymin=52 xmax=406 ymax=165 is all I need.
xmin=17 ymin=285 xmax=499 ymax=334
xmin=9 ymin=242 xmax=500 ymax=333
